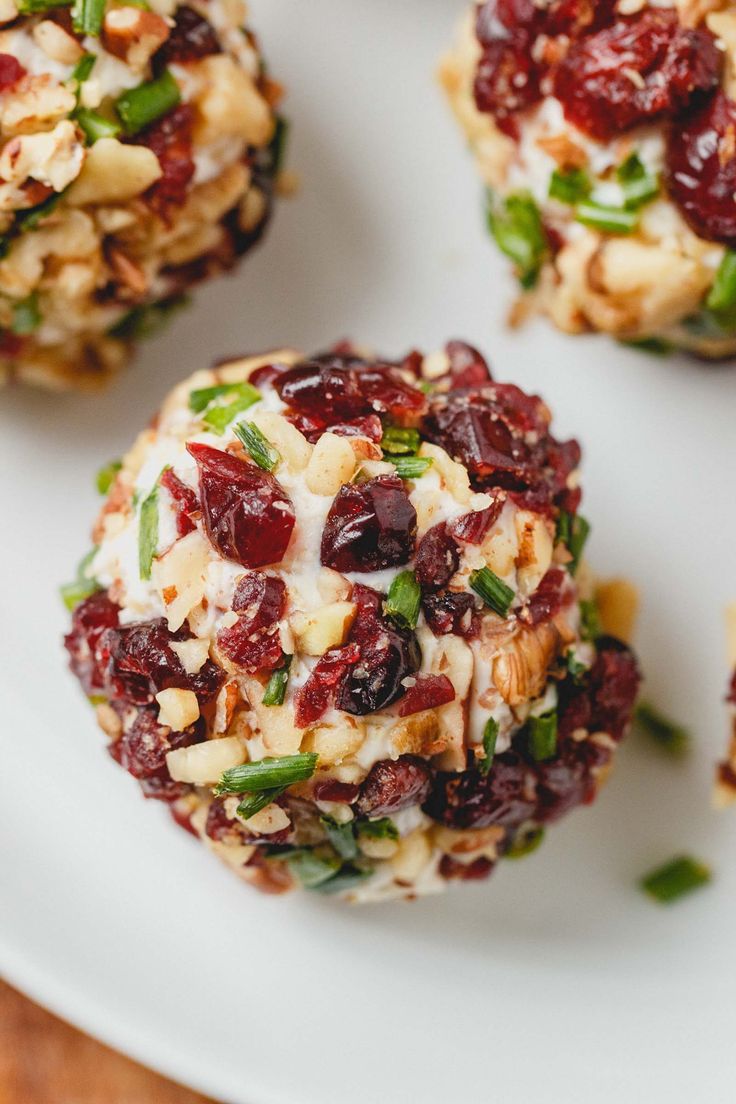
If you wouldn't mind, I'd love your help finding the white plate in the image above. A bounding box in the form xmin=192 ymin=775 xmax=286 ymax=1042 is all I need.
xmin=2 ymin=3 xmax=736 ymax=1102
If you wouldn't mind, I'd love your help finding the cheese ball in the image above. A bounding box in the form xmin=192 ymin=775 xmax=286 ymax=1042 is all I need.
xmin=63 ymin=341 xmax=640 ymax=902
xmin=0 ymin=0 xmax=280 ymax=390
xmin=441 ymin=2 xmax=736 ymax=357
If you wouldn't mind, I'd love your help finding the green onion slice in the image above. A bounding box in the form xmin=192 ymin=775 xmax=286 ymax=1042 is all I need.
xmin=381 ymin=426 xmax=421 ymax=455
xmin=486 ymin=189 xmax=548 ymax=289
xmin=389 ymin=456 xmax=433 ymax=479
xmin=549 ymin=168 xmax=591 ymax=206
xmin=385 ymin=570 xmax=421 ymax=631
xmin=261 ymin=656 xmax=292 ymax=707
xmin=706 ymin=250 xmax=736 ymax=313
xmin=115 ymin=69 xmax=180 ymax=136
xmin=236 ymin=788 xmax=285 ymax=820
xmin=109 ymin=295 xmax=189 ymax=341
xmin=616 ymin=152 xmax=659 ymax=210
xmin=635 ymin=702 xmax=690 ymax=757
xmin=321 ymin=817 xmax=359 ymax=860
xmin=215 ymin=753 xmax=318 ymax=795
xmin=76 ymin=108 xmax=122 ymax=144
xmin=579 ymin=599 xmax=601 ymax=642
xmin=96 ymin=459 xmax=122 ymax=495
xmin=201 ymin=384 xmax=261 ymax=433
xmin=269 ymin=115 xmax=289 ymax=176
xmin=16 ymin=0 xmax=71 ymax=12
xmin=60 ymin=547 xmax=100 ymax=610
xmin=189 ymin=381 xmax=258 ymax=414
xmin=575 ymin=201 xmax=638 ymax=235
xmin=641 ymin=856 xmax=711 ymax=903
xmin=72 ymin=0 xmax=104 ymax=35
xmin=71 ymin=53 xmax=96 ymax=87
xmin=557 ymin=512 xmax=590 ymax=575
xmin=528 ymin=711 xmax=558 ymax=761
xmin=469 ymin=567 xmax=515 ymax=618
xmin=479 ymin=717 xmax=498 ymax=776
xmin=506 ymin=825 xmax=545 ymax=860
xmin=620 ymin=336 xmax=672 ymax=356
xmin=12 ymin=292 xmax=40 ymax=335
xmin=138 ymin=480 xmax=159 ymax=581
xmin=234 ymin=420 xmax=281 ymax=472
xmin=286 ymin=849 xmax=342 ymax=889
xmin=313 ymin=864 xmax=373 ymax=894
xmin=356 ymin=817 xmax=399 ymax=841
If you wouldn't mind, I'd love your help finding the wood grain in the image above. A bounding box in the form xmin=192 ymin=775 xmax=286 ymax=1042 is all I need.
xmin=0 ymin=981 xmax=219 ymax=1104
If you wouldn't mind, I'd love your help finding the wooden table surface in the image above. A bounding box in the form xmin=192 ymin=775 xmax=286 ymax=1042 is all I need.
xmin=0 ymin=981 xmax=220 ymax=1104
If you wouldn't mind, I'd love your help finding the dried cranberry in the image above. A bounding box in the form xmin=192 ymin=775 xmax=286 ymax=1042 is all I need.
xmin=138 ymin=105 xmax=195 ymax=216
xmin=554 ymin=11 xmax=722 ymax=141
xmin=666 ymin=91 xmax=736 ymax=246
xmin=312 ymin=778 xmax=360 ymax=804
xmin=447 ymin=499 xmax=503 ymax=546
xmin=414 ymin=523 xmax=459 ymax=592
xmin=0 ymin=54 xmax=25 ymax=90
xmin=328 ymin=414 xmax=383 ymax=443
xmin=522 ymin=567 xmax=567 ymax=626
xmin=337 ymin=585 xmax=421 ymax=715
xmin=422 ymin=591 xmax=480 ymax=638
xmin=543 ymin=0 xmax=617 ymax=36
xmin=398 ymin=674 xmax=455 ymax=717
xmin=355 ymin=365 xmax=427 ymax=424
xmin=728 ymin=668 xmax=736 ymax=706
xmin=139 ymin=774 xmax=192 ymax=803
xmin=320 ymin=474 xmax=417 ymax=573
xmin=248 ymin=362 xmax=290 ymax=389
xmin=294 ymin=643 xmax=361 ymax=727
xmin=439 ymin=855 xmax=495 ymax=881
xmin=217 ymin=572 xmax=286 ymax=672
xmin=445 ymin=340 xmax=493 ymax=390
xmin=473 ymin=0 xmax=542 ymax=136
xmin=64 ymin=591 xmax=120 ymax=695
xmin=205 ymin=796 xmax=250 ymax=844
xmin=424 ymin=751 xmax=537 ymax=831
xmin=355 ymin=756 xmax=432 ymax=818
xmin=188 ymin=442 xmax=295 ymax=567
xmin=155 ymin=5 xmax=221 ymax=64
xmin=160 ymin=467 xmax=199 ymax=537
xmin=534 ymin=737 xmax=609 ymax=822
xmin=101 ymin=618 xmax=225 ymax=706
xmin=112 ymin=706 xmax=205 ymax=779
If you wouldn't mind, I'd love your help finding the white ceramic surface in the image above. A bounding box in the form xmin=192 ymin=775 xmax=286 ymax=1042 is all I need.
xmin=2 ymin=3 xmax=736 ymax=1101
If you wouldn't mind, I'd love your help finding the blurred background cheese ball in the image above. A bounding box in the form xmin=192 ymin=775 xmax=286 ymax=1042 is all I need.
xmin=0 ymin=0 xmax=283 ymax=389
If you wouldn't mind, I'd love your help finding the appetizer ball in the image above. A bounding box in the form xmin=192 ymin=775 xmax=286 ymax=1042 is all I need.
xmin=63 ymin=341 xmax=640 ymax=902
xmin=441 ymin=1 xmax=736 ymax=357
xmin=0 ymin=0 xmax=280 ymax=390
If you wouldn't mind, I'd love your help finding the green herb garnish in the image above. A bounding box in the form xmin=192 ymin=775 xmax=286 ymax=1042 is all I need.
xmin=486 ymin=189 xmax=548 ymax=289
xmin=60 ymin=547 xmax=100 ymax=610
xmin=72 ymin=0 xmax=104 ymax=35
xmin=617 ymin=152 xmax=659 ymax=210
xmin=469 ymin=567 xmax=515 ymax=618
xmin=389 ymin=456 xmax=433 ymax=479
xmin=11 ymin=292 xmax=40 ymax=335
xmin=286 ymin=849 xmax=342 ymax=889
xmin=215 ymin=753 xmax=318 ymax=795
xmin=706 ymin=250 xmax=736 ymax=313
xmin=189 ymin=382 xmax=256 ymax=414
xmin=76 ymin=108 xmax=122 ymax=144
xmin=579 ymin=599 xmax=601 ymax=642
xmin=575 ymin=201 xmax=638 ymax=235
xmin=506 ymin=825 xmax=545 ymax=860
xmin=357 ymin=817 xmax=399 ymax=841
xmin=565 ymin=650 xmax=587 ymax=683
xmin=313 ymin=864 xmax=373 ymax=894
xmin=96 ymin=459 xmax=122 ymax=495
xmin=620 ymin=336 xmax=673 ymax=356
xmin=549 ymin=168 xmax=591 ymax=205
xmin=15 ymin=191 xmax=64 ymax=234
xmin=138 ymin=480 xmax=159 ymax=581
xmin=321 ymin=817 xmax=359 ymax=860
xmin=641 ymin=856 xmax=711 ymax=904
xmin=115 ymin=69 xmax=180 ymax=136
xmin=234 ymin=420 xmax=281 ymax=471
xmin=381 ymin=426 xmax=421 ymax=455
xmin=261 ymin=656 xmax=292 ymax=707
xmin=236 ymin=788 xmax=284 ymax=820
xmin=16 ymin=0 xmax=70 ymax=11
xmin=479 ymin=717 xmax=498 ymax=776
xmin=109 ymin=295 xmax=189 ymax=341
xmin=71 ymin=53 xmax=96 ymax=87
xmin=528 ymin=711 xmax=558 ymax=761
xmin=385 ymin=570 xmax=421 ymax=631
xmin=269 ymin=115 xmax=289 ymax=176
xmin=200 ymin=383 xmax=260 ymax=433
xmin=635 ymin=702 xmax=690 ymax=758
xmin=557 ymin=511 xmax=590 ymax=575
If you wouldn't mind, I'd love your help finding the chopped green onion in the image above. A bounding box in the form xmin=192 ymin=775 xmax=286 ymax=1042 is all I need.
xmin=706 ymin=250 xmax=736 ymax=313
xmin=71 ymin=53 xmax=96 ymax=87
xmin=528 ymin=711 xmax=558 ymax=761
xmin=72 ymin=0 xmax=104 ymax=35
xmin=557 ymin=512 xmax=590 ymax=575
xmin=95 ymin=459 xmax=122 ymax=495
xmin=479 ymin=717 xmax=498 ymax=776
xmin=138 ymin=481 xmax=159 ymax=581
xmin=109 ymin=295 xmax=189 ymax=340
xmin=620 ymin=336 xmax=672 ymax=356
xmin=356 ymin=817 xmax=398 ymax=841
xmin=469 ymin=567 xmax=515 ymax=618
xmin=417 ymin=379 xmax=434 ymax=395
xmin=385 ymin=570 xmax=421 ymax=631
xmin=321 ymin=817 xmax=359 ymax=860
xmin=641 ymin=856 xmax=711 ymax=904
xmin=75 ymin=108 xmax=121 ymax=144
xmin=389 ymin=456 xmax=433 ymax=479
xmin=579 ymin=599 xmax=601 ymax=642
xmin=188 ymin=381 xmax=258 ymax=414
xmin=575 ymin=201 xmax=638 ymax=235
xmin=486 ymin=189 xmax=548 ymax=289
xmin=233 ymin=420 xmax=281 ymax=471
xmin=60 ymin=547 xmax=100 ymax=610
xmin=635 ymin=702 xmax=690 ymax=758
xmin=269 ymin=115 xmax=289 ymax=176
xmin=115 ymin=69 xmax=180 ymax=136
xmin=549 ymin=167 xmax=591 ymax=205
xmin=215 ymin=752 xmax=318 ymax=795
xmin=616 ymin=152 xmax=659 ymax=210
xmin=506 ymin=825 xmax=545 ymax=860
xmin=11 ymin=292 xmax=40 ymax=335
xmin=16 ymin=0 xmax=70 ymax=11
xmin=286 ymin=849 xmax=342 ymax=889
xmin=313 ymin=864 xmax=373 ymax=894
xmin=236 ymin=788 xmax=285 ymax=820
xmin=381 ymin=426 xmax=420 ymax=455
xmin=200 ymin=384 xmax=260 ymax=433
xmin=261 ymin=656 xmax=292 ymax=707
xmin=88 ymin=694 xmax=107 ymax=706
xmin=565 ymin=650 xmax=587 ymax=683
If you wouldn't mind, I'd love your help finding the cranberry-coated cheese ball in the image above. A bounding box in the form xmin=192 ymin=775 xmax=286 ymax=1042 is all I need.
xmin=441 ymin=2 xmax=736 ymax=357
xmin=63 ymin=342 xmax=640 ymax=902
xmin=0 ymin=0 xmax=280 ymax=390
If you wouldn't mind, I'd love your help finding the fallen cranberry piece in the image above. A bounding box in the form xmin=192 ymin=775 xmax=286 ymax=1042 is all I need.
xmin=439 ymin=855 xmax=495 ymax=882
xmin=294 ymin=643 xmax=361 ymax=727
xmin=320 ymin=474 xmax=417 ymax=573
xmin=111 ymin=706 xmax=205 ymax=779
xmin=0 ymin=54 xmax=25 ymax=90
xmin=139 ymin=105 xmax=195 ymax=216
xmin=422 ymin=591 xmax=480 ymax=638
xmin=155 ymin=5 xmax=221 ymax=64
xmin=445 ymin=340 xmax=493 ymax=390
xmin=398 ymin=674 xmax=455 ymax=717
xmin=666 ymin=91 xmax=736 ymax=246
xmin=554 ymin=11 xmax=722 ymax=141
xmin=217 ymin=572 xmax=286 ymax=672
xmin=188 ymin=442 xmax=295 ymax=567
xmin=64 ymin=591 xmax=120 ymax=695
xmin=337 ymin=585 xmax=421 ymax=715
xmin=447 ymin=499 xmax=503 ymax=546
xmin=160 ymin=467 xmax=199 ymax=537
xmin=356 ymin=756 xmax=432 ymax=818
xmin=101 ymin=617 xmax=225 ymax=706
xmin=414 ymin=523 xmax=459 ymax=592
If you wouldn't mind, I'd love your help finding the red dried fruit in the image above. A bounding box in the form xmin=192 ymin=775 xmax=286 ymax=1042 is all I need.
xmin=205 ymin=795 xmax=251 ymax=844
xmin=424 ymin=751 xmax=536 ymax=831
xmin=439 ymin=855 xmax=495 ymax=881
xmin=64 ymin=591 xmax=121 ymax=696
xmin=101 ymin=618 xmax=225 ymax=706
xmin=139 ymin=105 xmax=195 ymax=216
xmin=111 ymin=706 xmax=205 ymax=780
xmin=156 ymin=4 xmax=221 ymax=64
xmin=356 ymin=364 xmax=427 ymax=424
xmin=188 ymin=442 xmax=295 ymax=568
xmin=554 ymin=11 xmax=721 ymax=141
xmin=414 ymin=523 xmax=460 ymax=592
xmin=327 ymin=414 xmax=383 ymax=443
xmin=139 ymin=774 xmax=192 ymax=803
xmin=522 ymin=567 xmax=567 ymax=626
xmin=0 ymin=54 xmax=25 ymax=90
xmin=728 ymin=668 xmax=736 ymax=706
xmin=445 ymin=340 xmax=493 ymax=390
xmin=294 ymin=643 xmax=361 ymax=727
xmin=666 ymin=91 xmax=736 ymax=246
xmin=312 ymin=778 xmax=360 ymax=804
xmin=248 ymin=362 xmax=290 ymax=389
xmin=474 ymin=0 xmax=542 ymax=136
xmin=217 ymin=572 xmax=286 ymax=672
xmin=160 ymin=467 xmax=199 ymax=537
xmin=422 ymin=591 xmax=480 ymax=638
xmin=355 ymin=756 xmax=432 ymax=818
xmin=337 ymin=585 xmax=422 ymax=716
xmin=447 ymin=499 xmax=503 ymax=546
xmin=398 ymin=674 xmax=455 ymax=717
xmin=542 ymin=0 xmax=617 ymax=36
xmin=320 ymin=474 xmax=417 ymax=573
